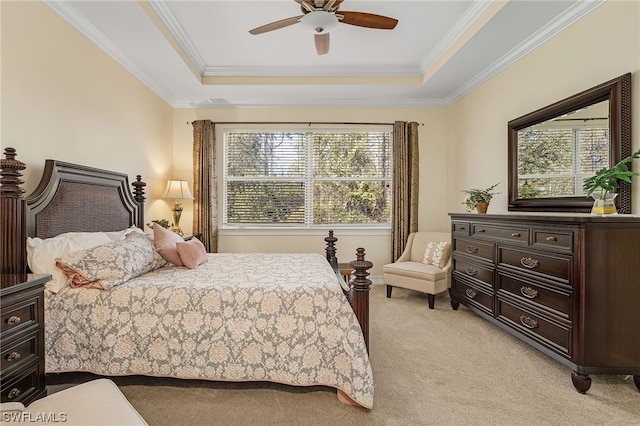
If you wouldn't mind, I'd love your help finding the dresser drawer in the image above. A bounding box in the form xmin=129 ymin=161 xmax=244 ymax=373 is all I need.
xmin=497 ymin=300 xmax=571 ymax=357
xmin=453 ymin=279 xmax=494 ymax=315
xmin=472 ymin=224 xmax=529 ymax=245
xmin=532 ymin=228 xmax=574 ymax=253
xmin=453 ymin=258 xmax=494 ymax=287
xmin=453 ymin=238 xmax=494 ymax=262
xmin=497 ymin=272 xmax=571 ymax=319
xmin=1 ymin=298 xmax=39 ymax=339
xmin=452 ymin=221 xmax=471 ymax=236
xmin=498 ymin=247 xmax=571 ymax=283
xmin=1 ymin=332 xmax=40 ymax=374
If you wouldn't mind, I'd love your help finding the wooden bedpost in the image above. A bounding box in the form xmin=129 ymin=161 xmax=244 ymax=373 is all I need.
xmin=324 ymin=230 xmax=338 ymax=269
xmin=131 ymin=175 xmax=146 ymax=229
xmin=0 ymin=147 xmax=27 ymax=274
xmin=350 ymin=248 xmax=373 ymax=352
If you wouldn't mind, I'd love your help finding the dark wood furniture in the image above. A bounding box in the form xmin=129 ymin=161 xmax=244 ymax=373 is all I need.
xmin=449 ymin=212 xmax=640 ymax=393
xmin=1 ymin=273 xmax=50 ymax=404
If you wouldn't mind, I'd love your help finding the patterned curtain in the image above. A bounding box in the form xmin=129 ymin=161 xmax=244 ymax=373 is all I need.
xmin=391 ymin=121 xmax=419 ymax=261
xmin=192 ymin=120 xmax=218 ymax=252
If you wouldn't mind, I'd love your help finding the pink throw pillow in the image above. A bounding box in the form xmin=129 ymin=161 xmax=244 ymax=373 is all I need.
xmin=176 ymin=237 xmax=208 ymax=269
xmin=153 ymin=224 xmax=184 ymax=266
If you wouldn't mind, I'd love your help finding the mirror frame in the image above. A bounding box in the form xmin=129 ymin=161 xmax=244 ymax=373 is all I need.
xmin=508 ymin=73 xmax=631 ymax=213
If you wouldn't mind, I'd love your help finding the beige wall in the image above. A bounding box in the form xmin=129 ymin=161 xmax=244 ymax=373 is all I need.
xmin=448 ymin=0 xmax=640 ymax=214
xmin=0 ymin=1 xmax=174 ymax=224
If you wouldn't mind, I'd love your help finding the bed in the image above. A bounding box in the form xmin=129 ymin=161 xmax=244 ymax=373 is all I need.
xmin=0 ymin=148 xmax=374 ymax=408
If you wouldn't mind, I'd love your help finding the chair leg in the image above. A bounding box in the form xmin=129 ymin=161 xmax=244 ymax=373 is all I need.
xmin=427 ymin=293 xmax=435 ymax=309
xmin=386 ymin=285 xmax=392 ymax=298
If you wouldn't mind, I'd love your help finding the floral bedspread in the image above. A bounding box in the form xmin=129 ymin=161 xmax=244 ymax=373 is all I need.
xmin=45 ymin=253 xmax=374 ymax=408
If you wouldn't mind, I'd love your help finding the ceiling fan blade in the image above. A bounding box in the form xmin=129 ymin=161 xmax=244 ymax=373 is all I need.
xmin=314 ymin=33 xmax=330 ymax=55
xmin=339 ymin=11 xmax=398 ymax=29
xmin=249 ymin=15 xmax=304 ymax=35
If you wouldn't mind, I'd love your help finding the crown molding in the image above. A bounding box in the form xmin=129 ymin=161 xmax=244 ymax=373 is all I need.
xmin=43 ymin=0 xmax=177 ymax=106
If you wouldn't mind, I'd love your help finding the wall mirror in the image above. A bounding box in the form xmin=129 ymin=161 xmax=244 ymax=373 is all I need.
xmin=508 ymin=73 xmax=631 ymax=213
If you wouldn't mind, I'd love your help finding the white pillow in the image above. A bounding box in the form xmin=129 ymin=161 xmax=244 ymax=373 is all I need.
xmin=104 ymin=226 xmax=145 ymax=242
xmin=27 ymin=232 xmax=112 ymax=293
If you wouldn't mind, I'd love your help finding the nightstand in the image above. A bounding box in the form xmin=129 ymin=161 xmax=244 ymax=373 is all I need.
xmin=1 ymin=274 xmax=50 ymax=405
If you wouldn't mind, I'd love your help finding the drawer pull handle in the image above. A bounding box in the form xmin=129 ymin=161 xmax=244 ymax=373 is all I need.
xmin=459 ymin=226 xmax=466 ymax=230
xmin=511 ymin=232 xmax=521 ymax=237
xmin=465 ymin=268 xmax=478 ymax=277
xmin=520 ymin=286 xmax=538 ymax=299
xmin=546 ymin=236 xmax=557 ymax=242
xmin=520 ymin=257 xmax=539 ymax=269
xmin=466 ymin=245 xmax=478 ymax=254
xmin=7 ymin=388 xmax=22 ymax=400
xmin=7 ymin=316 xmax=22 ymax=326
xmin=476 ymin=228 xmax=485 ymax=233
xmin=6 ymin=352 xmax=21 ymax=362
xmin=465 ymin=289 xmax=477 ymax=299
xmin=520 ymin=315 xmax=539 ymax=329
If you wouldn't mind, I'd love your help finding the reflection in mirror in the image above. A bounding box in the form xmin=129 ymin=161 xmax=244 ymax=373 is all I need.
xmin=508 ymin=73 xmax=631 ymax=213
xmin=517 ymin=100 xmax=609 ymax=199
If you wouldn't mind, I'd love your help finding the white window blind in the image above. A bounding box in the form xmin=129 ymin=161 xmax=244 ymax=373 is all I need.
xmin=224 ymin=129 xmax=392 ymax=228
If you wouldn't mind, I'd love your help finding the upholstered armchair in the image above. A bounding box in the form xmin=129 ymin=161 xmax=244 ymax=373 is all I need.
xmin=383 ymin=231 xmax=452 ymax=309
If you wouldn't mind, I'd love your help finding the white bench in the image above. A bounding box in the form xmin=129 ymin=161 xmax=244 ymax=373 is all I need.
xmin=1 ymin=379 xmax=147 ymax=425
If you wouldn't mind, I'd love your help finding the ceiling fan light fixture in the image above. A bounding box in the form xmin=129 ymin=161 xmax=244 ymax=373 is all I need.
xmin=300 ymin=11 xmax=338 ymax=34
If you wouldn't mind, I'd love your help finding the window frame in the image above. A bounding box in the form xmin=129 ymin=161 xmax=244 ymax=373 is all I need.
xmin=222 ymin=125 xmax=393 ymax=231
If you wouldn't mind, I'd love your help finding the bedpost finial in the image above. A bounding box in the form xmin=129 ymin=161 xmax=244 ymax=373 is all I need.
xmin=349 ymin=248 xmax=373 ymax=283
xmin=132 ymin=175 xmax=146 ymax=203
xmin=324 ymin=229 xmax=338 ymax=266
xmin=0 ymin=147 xmax=26 ymax=198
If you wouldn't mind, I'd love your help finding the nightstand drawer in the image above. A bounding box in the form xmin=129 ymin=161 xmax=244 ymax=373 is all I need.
xmin=1 ymin=332 xmax=40 ymax=373
xmin=1 ymin=298 xmax=38 ymax=338
xmin=0 ymin=362 xmax=44 ymax=403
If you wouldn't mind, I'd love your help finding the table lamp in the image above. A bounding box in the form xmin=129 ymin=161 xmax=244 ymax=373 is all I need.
xmin=162 ymin=179 xmax=193 ymax=236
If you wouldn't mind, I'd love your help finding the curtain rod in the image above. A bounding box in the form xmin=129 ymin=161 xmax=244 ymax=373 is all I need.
xmin=187 ymin=121 xmax=424 ymax=126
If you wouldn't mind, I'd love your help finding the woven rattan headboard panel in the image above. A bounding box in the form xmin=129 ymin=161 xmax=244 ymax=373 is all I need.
xmin=25 ymin=160 xmax=145 ymax=239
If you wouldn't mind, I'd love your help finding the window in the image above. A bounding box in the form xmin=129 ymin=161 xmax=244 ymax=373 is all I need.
xmin=224 ymin=128 xmax=392 ymax=228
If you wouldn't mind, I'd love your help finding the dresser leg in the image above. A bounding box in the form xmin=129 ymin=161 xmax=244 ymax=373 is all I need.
xmin=571 ymin=372 xmax=591 ymax=393
xmin=633 ymin=375 xmax=640 ymax=391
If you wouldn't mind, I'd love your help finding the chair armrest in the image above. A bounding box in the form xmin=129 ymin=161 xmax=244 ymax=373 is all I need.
xmin=395 ymin=233 xmax=416 ymax=263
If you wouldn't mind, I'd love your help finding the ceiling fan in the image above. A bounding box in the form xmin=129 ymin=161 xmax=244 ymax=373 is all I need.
xmin=248 ymin=0 xmax=398 ymax=55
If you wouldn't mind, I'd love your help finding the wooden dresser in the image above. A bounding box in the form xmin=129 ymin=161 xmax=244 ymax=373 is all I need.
xmin=449 ymin=213 xmax=640 ymax=393
xmin=1 ymin=274 xmax=50 ymax=405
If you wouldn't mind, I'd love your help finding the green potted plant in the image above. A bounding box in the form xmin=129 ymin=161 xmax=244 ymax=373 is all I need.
xmin=462 ymin=183 xmax=500 ymax=214
xmin=146 ymin=218 xmax=172 ymax=230
xmin=583 ymin=148 xmax=640 ymax=215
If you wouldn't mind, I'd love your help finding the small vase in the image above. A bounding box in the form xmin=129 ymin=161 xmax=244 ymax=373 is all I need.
xmin=591 ymin=192 xmax=618 ymax=215
xmin=476 ymin=202 xmax=489 ymax=214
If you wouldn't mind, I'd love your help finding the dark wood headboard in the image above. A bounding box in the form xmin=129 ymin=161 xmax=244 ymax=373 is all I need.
xmin=0 ymin=148 xmax=146 ymax=274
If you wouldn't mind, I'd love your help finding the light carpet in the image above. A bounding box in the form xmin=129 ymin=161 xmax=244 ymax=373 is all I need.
xmin=47 ymin=285 xmax=640 ymax=425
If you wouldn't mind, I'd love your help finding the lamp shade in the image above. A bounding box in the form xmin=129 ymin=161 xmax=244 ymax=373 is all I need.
xmin=300 ymin=11 xmax=338 ymax=34
xmin=162 ymin=180 xmax=194 ymax=200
